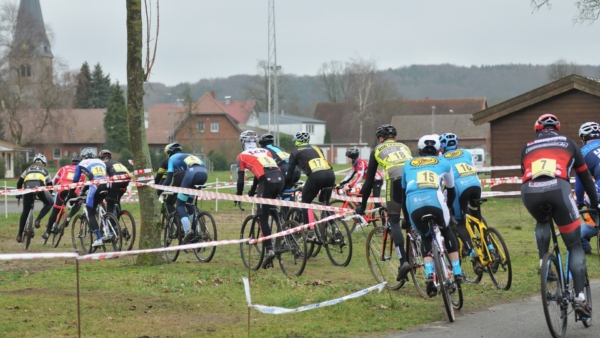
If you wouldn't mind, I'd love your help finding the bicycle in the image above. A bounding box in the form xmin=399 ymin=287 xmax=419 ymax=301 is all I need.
xmin=238 ymin=191 xmax=308 ymax=277
xmin=453 ymin=198 xmax=512 ymax=290
xmin=330 ymin=187 xmax=383 ymax=233
xmin=540 ymin=207 xmax=596 ymax=338
xmin=19 ymin=195 xmax=38 ymax=250
xmin=160 ymin=192 xmax=181 ymax=262
xmin=71 ymin=191 xmax=122 ymax=254
xmin=110 ymin=201 xmax=136 ymax=251
xmin=43 ymin=194 xmax=72 ymax=248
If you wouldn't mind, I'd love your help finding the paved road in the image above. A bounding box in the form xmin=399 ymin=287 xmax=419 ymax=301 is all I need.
xmin=389 ymin=280 xmax=600 ymax=338
xmin=1 ymin=198 xmax=41 ymax=214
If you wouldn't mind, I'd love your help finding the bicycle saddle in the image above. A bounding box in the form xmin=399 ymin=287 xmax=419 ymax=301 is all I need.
xmin=194 ymin=185 xmax=206 ymax=189
xmin=421 ymin=214 xmax=436 ymax=222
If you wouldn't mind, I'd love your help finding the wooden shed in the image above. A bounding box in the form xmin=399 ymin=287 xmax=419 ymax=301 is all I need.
xmin=472 ymin=74 xmax=600 ymax=192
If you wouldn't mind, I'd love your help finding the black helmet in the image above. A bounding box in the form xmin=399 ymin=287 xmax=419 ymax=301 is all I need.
xmin=81 ymin=148 xmax=96 ymax=159
xmin=259 ymin=133 xmax=274 ymax=146
xmin=164 ymin=142 xmax=182 ymax=157
xmin=71 ymin=154 xmax=82 ymax=164
xmin=375 ymin=124 xmax=397 ymax=139
xmin=345 ymin=147 xmax=360 ymax=159
xmin=99 ymin=149 xmax=112 ymax=160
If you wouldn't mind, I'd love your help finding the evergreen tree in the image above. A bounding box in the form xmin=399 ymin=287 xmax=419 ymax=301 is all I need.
xmin=103 ymin=82 xmax=129 ymax=152
xmin=91 ymin=63 xmax=112 ymax=108
xmin=73 ymin=62 xmax=93 ymax=108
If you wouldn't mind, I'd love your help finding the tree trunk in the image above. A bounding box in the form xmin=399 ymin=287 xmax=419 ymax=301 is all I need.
xmin=126 ymin=0 xmax=163 ymax=265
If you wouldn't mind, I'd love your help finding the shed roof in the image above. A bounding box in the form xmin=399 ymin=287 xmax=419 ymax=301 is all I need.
xmin=472 ymin=74 xmax=600 ymax=125
xmin=255 ymin=112 xmax=325 ymax=125
xmin=391 ymin=114 xmax=488 ymax=140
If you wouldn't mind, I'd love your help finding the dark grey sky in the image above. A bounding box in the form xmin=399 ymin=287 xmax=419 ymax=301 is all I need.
xmin=36 ymin=0 xmax=600 ymax=85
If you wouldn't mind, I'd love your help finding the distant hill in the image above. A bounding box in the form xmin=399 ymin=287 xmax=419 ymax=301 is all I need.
xmin=142 ymin=63 xmax=600 ymax=116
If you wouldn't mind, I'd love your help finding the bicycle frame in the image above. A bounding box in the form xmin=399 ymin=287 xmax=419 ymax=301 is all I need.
xmin=464 ymin=214 xmax=502 ymax=265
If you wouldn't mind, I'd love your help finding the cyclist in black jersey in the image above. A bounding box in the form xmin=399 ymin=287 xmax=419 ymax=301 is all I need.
xmin=259 ymin=133 xmax=301 ymax=185
xmin=154 ymin=155 xmax=185 ymax=214
xmin=99 ymin=150 xmax=130 ymax=215
xmin=16 ymin=154 xmax=53 ymax=243
xmin=284 ymin=131 xmax=335 ymax=232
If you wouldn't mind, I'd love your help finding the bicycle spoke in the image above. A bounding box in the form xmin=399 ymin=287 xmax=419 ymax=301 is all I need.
xmin=193 ymin=212 xmax=217 ymax=263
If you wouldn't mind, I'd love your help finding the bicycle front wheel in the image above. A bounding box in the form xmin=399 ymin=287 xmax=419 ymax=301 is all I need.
xmin=329 ymin=199 xmax=357 ymax=232
xmin=193 ymin=211 xmax=217 ymax=263
xmin=163 ymin=213 xmax=182 ymax=262
xmin=407 ymin=230 xmax=427 ymax=297
xmin=52 ymin=209 xmax=67 ymax=248
xmin=323 ymin=214 xmax=352 ymax=267
xmin=240 ymin=215 xmax=263 ymax=270
xmin=277 ymin=220 xmax=308 ymax=277
xmin=540 ymin=252 xmax=567 ymax=338
xmin=485 ymin=227 xmax=512 ymax=291
xmin=77 ymin=216 xmax=95 ymax=254
xmin=433 ymin=244 xmax=455 ymax=322
xmin=118 ymin=210 xmax=136 ymax=251
xmin=102 ymin=213 xmax=122 ymax=252
xmin=366 ymin=226 xmax=403 ymax=290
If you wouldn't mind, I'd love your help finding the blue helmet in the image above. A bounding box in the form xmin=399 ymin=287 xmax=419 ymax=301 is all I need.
xmin=439 ymin=133 xmax=458 ymax=152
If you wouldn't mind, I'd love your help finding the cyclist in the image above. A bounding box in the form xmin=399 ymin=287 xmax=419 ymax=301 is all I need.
xmin=154 ymin=151 xmax=185 ymax=215
xmin=42 ymin=154 xmax=84 ymax=241
xmin=356 ymin=124 xmax=413 ymax=282
xmin=574 ymin=122 xmax=600 ymax=255
xmin=68 ymin=148 xmax=110 ymax=247
xmin=98 ymin=149 xmax=130 ymax=215
xmin=259 ymin=133 xmax=301 ymax=185
xmin=284 ymin=131 xmax=335 ymax=235
xmin=161 ymin=142 xmax=208 ymax=244
xmin=402 ymin=135 xmax=462 ymax=296
xmin=15 ymin=154 xmax=53 ymax=243
xmin=439 ymin=132 xmax=482 ymax=272
xmin=521 ymin=114 xmax=600 ymax=317
xmin=237 ymin=131 xmax=284 ymax=269
xmin=338 ymin=147 xmax=384 ymax=208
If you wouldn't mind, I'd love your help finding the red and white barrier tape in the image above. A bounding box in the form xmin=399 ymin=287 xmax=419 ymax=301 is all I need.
xmin=331 ymin=193 xmax=385 ymax=203
xmin=0 ymin=252 xmax=79 ymax=260
xmin=476 ymin=165 xmax=520 ymax=172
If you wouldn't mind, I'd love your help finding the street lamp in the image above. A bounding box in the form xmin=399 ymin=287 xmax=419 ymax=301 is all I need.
xmin=431 ymin=106 xmax=436 ymax=134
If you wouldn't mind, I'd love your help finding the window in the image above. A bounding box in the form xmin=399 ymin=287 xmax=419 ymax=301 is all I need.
xmin=20 ymin=64 xmax=31 ymax=77
xmin=53 ymin=148 xmax=61 ymax=159
xmin=197 ymin=122 xmax=205 ymax=132
xmin=211 ymin=121 xmax=219 ymax=132
xmin=306 ymin=124 xmax=315 ymax=134
xmin=156 ymin=147 xmax=162 ymax=155
xmin=26 ymin=149 xmax=36 ymax=162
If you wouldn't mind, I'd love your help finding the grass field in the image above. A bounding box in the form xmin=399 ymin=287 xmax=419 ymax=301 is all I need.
xmin=1 ymin=196 xmax=599 ymax=337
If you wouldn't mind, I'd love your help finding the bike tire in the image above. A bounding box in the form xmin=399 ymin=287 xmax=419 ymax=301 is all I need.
xmin=443 ymin=250 xmax=463 ymax=310
xmin=287 ymin=208 xmax=320 ymax=258
xmin=78 ymin=216 xmax=95 ymax=254
xmin=407 ymin=230 xmax=428 ymax=297
xmin=193 ymin=211 xmax=217 ymax=263
xmin=23 ymin=209 xmax=34 ymax=250
xmin=455 ymin=233 xmax=482 ymax=284
xmin=71 ymin=215 xmax=81 ymax=253
xmin=163 ymin=212 xmax=182 ymax=262
xmin=103 ymin=213 xmax=122 ymax=252
xmin=540 ymin=252 xmax=567 ymax=338
xmin=51 ymin=210 xmax=67 ymax=248
xmin=323 ymin=213 xmax=352 ymax=267
xmin=240 ymin=215 xmax=264 ymax=271
xmin=485 ymin=227 xmax=512 ymax=291
xmin=277 ymin=220 xmax=308 ymax=277
xmin=582 ymin=271 xmax=592 ymax=328
xmin=433 ymin=244 xmax=455 ymax=322
xmin=118 ymin=210 xmax=136 ymax=251
xmin=330 ymin=199 xmax=357 ymax=232
xmin=366 ymin=226 xmax=403 ymax=290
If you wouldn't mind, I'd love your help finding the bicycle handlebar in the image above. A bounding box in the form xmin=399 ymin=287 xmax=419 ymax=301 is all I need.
xmin=235 ymin=201 xmax=245 ymax=212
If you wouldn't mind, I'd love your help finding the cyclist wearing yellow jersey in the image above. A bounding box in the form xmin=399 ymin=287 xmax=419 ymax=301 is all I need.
xmin=357 ymin=124 xmax=413 ymax=281
xmin=99 ymin=150 xmax=130 ymax=215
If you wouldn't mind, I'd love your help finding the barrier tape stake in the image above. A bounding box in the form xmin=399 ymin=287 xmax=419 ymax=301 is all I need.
xmin=215 ymin=178 xmax=219 ymax=212
xmin=247 ymin=239 xmax=252 ymax=338
xmin=4 ymin=181 xmax=7 ymax=218
xmin=76 ymin=258 xmax=82 ymax=338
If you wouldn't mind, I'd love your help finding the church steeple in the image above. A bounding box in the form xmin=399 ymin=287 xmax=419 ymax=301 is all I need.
xmin=12 ymin=0 xmax=53 ymax=58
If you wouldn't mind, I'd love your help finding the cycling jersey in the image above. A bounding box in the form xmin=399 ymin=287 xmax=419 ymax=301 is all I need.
xmin=155 ymin=156 xmax=184 ymax=184
xmin=521 ymin=134 xmax=587 ymax=182
xmin=264 ymin=144 xmax=291 ymax=166
xmin=73 ymin=159 xmax=108 ymax=181
xmin=575 ymin=139 xmax=600 ymax=205
xmin=340 ymin=158 xmax=383 ymax=187
xmin=402 ymin=156 xmax=455 ymax=197
xmin=103 ymin=159 xmax=129 ymax=176
xmin=373 ymin=140 xmax=412 ymax=180
xmin=237 ymin=148 xmax=279 ymax=179
xmin=19 ymin=165 xmax=51 ymax=188
xmin=167 ymin=153 xmax=205 ymax=173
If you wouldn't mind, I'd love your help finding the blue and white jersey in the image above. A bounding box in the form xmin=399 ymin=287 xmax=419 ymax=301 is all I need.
xmin=575 ymin=139 xmax=600 ymax=204
xmin=441 ymin=149 xmax=481 ymax=192
xmin=402 ymin=156 xmax=455 ymax=197
xmin=73 ymin=159 xmax=107 ymax=181
xmin=167 ymin=153 xmax=206 ymax=173
xmin=265 ymin=144 xmax=291 ymax=166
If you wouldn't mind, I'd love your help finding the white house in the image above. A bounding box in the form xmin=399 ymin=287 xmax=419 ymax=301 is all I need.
xmin=246 ymin=112 xmax=327 ymax=144
xmin=0 ymin=140 xmax=27 ymax=178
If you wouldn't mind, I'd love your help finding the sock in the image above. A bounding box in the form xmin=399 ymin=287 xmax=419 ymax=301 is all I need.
xmin=451 ymin=259 xmax=462 ymax=275
xmin=469 ymin=249 xmax=477 ymax=258
xmin=181 ymin=217 xmax=191 ymax=232
xmin=95 ymin=230 xmax=102 ymax=240
xmin=488 ymin=244 xmax=494 ymax=250
xmin=425 ymin=261 xmax=434 ymax=276
xmin=578 ymin=292 xmax=585 ymax=301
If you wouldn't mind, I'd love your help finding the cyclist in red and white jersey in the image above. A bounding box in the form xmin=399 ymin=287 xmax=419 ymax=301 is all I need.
xmin=338 ymin=147 xmax=383 ymax=207
xmin=236 ymin=130 xmax=284 ymax=268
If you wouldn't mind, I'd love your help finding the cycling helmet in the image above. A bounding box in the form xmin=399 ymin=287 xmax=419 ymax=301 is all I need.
xmin=240 ymin=130 xmax=258 ymax=150
xmin=534 ymin=114 xmax=561 ymax=132
xmin=164 ymin=142 xmax=182 ymax=157
xmin=71 ymin=154 xmax=82 ymax=164
xmin=579 ymin=122 xmax=600 ymax=142
xmin=33 ymin=153 xmax=47 ymax=166
xmin=259 ymin=133 xmax=274 ymax=146
xmin=375 ymin=124 xmax=397 ymax=140
xmin=439 ymin=133 xmax=458 ymax=152
xmin=346 ymin=147 xmax=360 ymax=159
xmin=293 ymin=131 xmax=310 ymax=144
xmin=81 ymin=148 xmax=96 ymax=159
xmin=99 ymin=149 xmax=112 ymax=160
xmin=418 ymin=135 xmax=440 ymax=155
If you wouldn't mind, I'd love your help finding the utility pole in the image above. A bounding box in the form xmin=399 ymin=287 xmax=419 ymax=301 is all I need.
xmin=431 ymin=105 xmax=436 ymax=134
xmin=267 ymin=0 xmax=280 ymax=146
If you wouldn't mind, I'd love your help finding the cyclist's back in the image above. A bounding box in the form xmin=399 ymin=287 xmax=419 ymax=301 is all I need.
xmin=16 ymin=154 xmax=53 ymax=243
xmin=99 ymin=150 xmax=129 ymax=214
xmin=259 ymin=133 xmax=301 ymax=185
xmin=575 ymin=122 xmax=600 ymax=208
xmin=155 ymin=155 xmax=185 ymax=214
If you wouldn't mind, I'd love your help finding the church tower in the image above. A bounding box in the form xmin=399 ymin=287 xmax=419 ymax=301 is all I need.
xmin=9 ymin=0 xmax=53 ymax=86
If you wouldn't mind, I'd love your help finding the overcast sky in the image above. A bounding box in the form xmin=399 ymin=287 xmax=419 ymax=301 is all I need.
xmin=32 ymin=0 xmax=600 ymax=86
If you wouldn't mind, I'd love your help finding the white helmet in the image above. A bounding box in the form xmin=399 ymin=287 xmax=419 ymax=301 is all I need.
xmin=33 ymin=153 xmax=47 ymax=166
xmin=240 ymin=130 xmax=258 ymax=150
xmin=579 ymin=122 xmax=600 ymax=142
xmin=418 ymin=135 xmax=440 ymax=154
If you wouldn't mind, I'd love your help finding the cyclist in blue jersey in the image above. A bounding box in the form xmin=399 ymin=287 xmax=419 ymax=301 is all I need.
xmin=439 ymin=133 xmax=483 ymax=274
xmin=575 ymin=122 xmax=600 ymax=254
xmin=259 ymin=133 xmax=301 ymax=185
xmin=68 ymin=148 xmax=109 ymax=247
xmin=161 ymin=143 xmax=208 ymax=244
xmin=402 ymin=135 xmax=462 ymax=296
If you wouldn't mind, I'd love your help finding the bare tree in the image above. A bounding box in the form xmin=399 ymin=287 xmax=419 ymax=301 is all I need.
xmin=532 ymin=1 xmax=600 ymax=24
xmin=243 ymin=60 xmax=301 ymax=116
xmin=317 ymin=60 xmax=349 ymax=103
xmin=547 ymin=58 xmax=582 ymax=81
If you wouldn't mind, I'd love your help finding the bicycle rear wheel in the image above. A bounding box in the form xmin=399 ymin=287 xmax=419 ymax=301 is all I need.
xmin=486 ymin=227 xmax=512 ymax=291
xmin=52 ymin=209 xmax=67 ymax=248
xmin=163 ymin=213 xmax=182 ymax=262
xmin=277 ymin=220 xmax=308 ymax=277
xmin=540 ymin=252 xmax=567 ymax=338
xmin=323 ymin=214 xmax=352 ymax=267
xmin=23 ymin=209 xmax=34 ymax=250
xmin=287 ymin=208 xmax=321 ymax=258
xmin=118 ymin=210 xmax=136 ymax=251
xmin=433 ymin=244 xmax=455 ymax=322
xmin=103 ymin=213 xmax=122 ymax=252
xmin=193 ymin=211 xmax=217 ymax=263
xmin=407 ymin=230 xmax=427 ymax=297
xmin=77 ymin=216 xmax=96 ymax=254
xmin=240 ymin=215 xmax=263 ymax=270
xmin=366 ymin=226 xmax=403 ymax=290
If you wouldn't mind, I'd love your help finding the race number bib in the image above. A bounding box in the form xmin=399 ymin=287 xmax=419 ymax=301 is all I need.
xmin=417 ymin=170 xmax=439 ymax=189
xmin=66 ymin=173 xmax=74 ymax=180
xmin=277 ymin=151 xmax=290 ymax=161
xmin=91 ymin=166 xmax=106 ymax=176
xmin=184 ymin=155 xmax=202 ymax=166
xmin=309 ymin=158 xmax=328 ymax=172
xmin=454 ymin=163 xmax=477 ymax=177
xmin=258 ymin=156 xmax=278 ymax=168
xmin=531 ymin=158 xmax=556 ymax=179
xmin=112 ymin=163 xmax=130 ymax=173
xmin=385 ymin=150 xmax=411 ymax=164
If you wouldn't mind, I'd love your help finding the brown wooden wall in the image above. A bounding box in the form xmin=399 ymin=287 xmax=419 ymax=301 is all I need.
xmin=491 ymin=90 xmax=600 ymax=191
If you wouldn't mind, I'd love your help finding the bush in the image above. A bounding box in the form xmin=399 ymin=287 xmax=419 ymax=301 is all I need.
xmin=208 ymin=151 xmax=228 ymax=171
xmin=0 ymin=157 xmax=6 ymax=179
xmin=118 ymin=148 xmax=134 ymax=171
xmin=279 ymin=133 xmax=295 ymax=152
xmin=59 ymin=157 xmax=71 ymax=167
